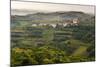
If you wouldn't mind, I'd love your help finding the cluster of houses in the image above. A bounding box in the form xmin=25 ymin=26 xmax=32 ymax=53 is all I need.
xmin=32 ymin=18 xmax=79 ymax=28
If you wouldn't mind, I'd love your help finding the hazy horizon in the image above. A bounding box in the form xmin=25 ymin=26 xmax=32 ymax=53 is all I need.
xmin=11 ymin=1 xmax=95 ymax=15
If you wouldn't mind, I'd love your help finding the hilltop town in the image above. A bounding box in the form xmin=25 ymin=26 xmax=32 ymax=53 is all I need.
xmin=32 ymin=18 xmax=79 ymax=28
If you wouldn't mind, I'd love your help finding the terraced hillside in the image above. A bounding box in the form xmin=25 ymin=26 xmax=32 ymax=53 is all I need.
xmin=11 ymin=12 xmax=95 ymax=66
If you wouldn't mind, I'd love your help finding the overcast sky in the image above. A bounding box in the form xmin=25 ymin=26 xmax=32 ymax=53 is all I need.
xmin=11 ymin=1 xmax=95 ymax=14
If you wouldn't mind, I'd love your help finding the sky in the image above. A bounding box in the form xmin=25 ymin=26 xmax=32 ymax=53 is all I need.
xmin=11 ymin=1 xmax=95 ymax=15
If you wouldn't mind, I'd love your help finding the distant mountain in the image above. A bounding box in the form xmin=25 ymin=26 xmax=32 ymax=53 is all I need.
xmin=11 ymin=9 xmax=53 ymax=16
xmin=11 ymin=11 xmax=95 ymax=27
xmin=11 ymin=10 xmax=94 ymax=21
xmin=11 ymin=9 xmax=41 ymax=15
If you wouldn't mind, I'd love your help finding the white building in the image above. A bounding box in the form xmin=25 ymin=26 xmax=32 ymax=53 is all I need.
xmin=32 ymin=24 xmax=37 ymax=27
xmin=73 ymin=18 xmax=79 ymax=24
xmin=63 ymin=23 xmax=68 ymax=27
xmin=50 ymin=24 xmax=57 ymax=28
